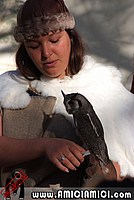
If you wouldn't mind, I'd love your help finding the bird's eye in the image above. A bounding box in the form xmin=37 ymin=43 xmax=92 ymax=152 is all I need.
xmin=68 ymin=100 xmax=80 ymax=110
xmin=68 ymin=100 xmax=75 ymax=106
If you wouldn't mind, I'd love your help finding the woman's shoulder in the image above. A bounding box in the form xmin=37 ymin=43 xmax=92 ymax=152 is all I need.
xmin=0 ymin=70 xmax=27 ymax=82
xmin=82 ymin=55 xmax=122 ymax=83
xmin=0 ymin=70 xmax=30 ymax=109
xmin=0 ymin=70 xmax=29 ymax=92
xmin=0 ymin=70 xmax=15 ymax=81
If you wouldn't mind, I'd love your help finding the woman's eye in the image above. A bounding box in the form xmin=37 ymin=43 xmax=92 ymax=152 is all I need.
xmin=25 ymin=42 xmax=40 ymax=49
xmin=28 ymin=44 xmax=40 ymax=49
xmin=50 ymin=39 xmax=59 ymax=43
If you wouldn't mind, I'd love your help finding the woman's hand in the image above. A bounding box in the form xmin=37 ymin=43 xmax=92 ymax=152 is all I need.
xmin=42 ymin=138 xmax=86 ymax=173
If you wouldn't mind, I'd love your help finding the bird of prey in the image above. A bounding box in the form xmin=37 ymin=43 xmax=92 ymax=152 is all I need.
xmin=61 ymin=91 xmax=116 ymax=177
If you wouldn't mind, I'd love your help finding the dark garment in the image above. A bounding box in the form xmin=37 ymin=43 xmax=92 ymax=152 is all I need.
xmin=36 ymin=161 xmax=88 ymax=187
xmin=131 ymin=75 xmax=134 ymax=94
xmin=97 ymin=178 xmax=134 ymax=187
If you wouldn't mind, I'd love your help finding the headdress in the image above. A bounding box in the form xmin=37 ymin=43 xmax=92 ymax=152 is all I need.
xmin=14 ymin=0 xmax=75 ymax=43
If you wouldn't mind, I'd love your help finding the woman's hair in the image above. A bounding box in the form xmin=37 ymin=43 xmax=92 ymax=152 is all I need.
xmin=15 ymin=29 xmax=85 ymax=80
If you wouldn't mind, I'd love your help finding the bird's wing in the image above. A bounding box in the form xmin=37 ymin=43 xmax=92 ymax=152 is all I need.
xmin=86 ymin=109 xmax=104 ymax=138
xmin=73 ymin=115 xmax=78 ymax=128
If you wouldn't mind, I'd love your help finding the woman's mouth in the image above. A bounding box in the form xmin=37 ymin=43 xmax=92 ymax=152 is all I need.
xmin=43 ymin=60 xmax=58 ymax=67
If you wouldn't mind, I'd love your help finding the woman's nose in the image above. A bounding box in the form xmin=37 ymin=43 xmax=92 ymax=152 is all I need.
xmin=41 ymin=43 xmax=52 ymax=61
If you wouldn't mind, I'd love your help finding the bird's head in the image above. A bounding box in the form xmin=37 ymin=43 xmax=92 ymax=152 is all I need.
xmin=61 ymin=91 xmax=92 ymax=114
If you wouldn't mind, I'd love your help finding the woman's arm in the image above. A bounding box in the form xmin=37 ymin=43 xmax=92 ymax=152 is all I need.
xmin=0 ymin=136 xmax=44 ymax=167
xmin=0 ymin=136 xmax=86 ymax=173
xmin=0 ymin=110 xmax=123 ymax=179
xmin=0 ymin=107 xmax=86 ymax=172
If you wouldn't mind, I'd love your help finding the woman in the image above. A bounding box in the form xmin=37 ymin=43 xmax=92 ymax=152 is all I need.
xmin=0 ymin=0 xmax=134 ymax=187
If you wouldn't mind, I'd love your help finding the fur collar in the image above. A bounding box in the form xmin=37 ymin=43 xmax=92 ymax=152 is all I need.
xmin=0 ymin=56 xmax=122 ymax=110
xmin=0 ymin=55 xmax=134 ymax=177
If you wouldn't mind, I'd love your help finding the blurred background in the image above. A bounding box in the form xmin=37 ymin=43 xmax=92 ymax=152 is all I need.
xmin=0 ymin=0 xmax=134 ymax=89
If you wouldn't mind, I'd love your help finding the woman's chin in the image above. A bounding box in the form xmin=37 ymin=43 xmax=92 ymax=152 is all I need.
xmin=43 ymin=72 xmax=65 ymax=79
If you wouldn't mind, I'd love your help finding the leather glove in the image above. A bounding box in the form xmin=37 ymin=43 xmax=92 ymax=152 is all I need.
xmin=86 ymin=153 xmax=117 ymax=180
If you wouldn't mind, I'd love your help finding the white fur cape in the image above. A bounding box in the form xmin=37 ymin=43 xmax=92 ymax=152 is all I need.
xmin=0 ymin=55 xmax=134 ymax=177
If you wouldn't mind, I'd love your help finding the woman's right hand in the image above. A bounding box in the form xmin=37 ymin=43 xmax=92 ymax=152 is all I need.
xmin=41 ymin=138 xmax=86 ymax=173
xmin=0 ymin=136 xmax=85 ymax=171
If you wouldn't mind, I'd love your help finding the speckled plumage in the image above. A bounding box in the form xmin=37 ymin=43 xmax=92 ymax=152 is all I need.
xmin=62 ymin=92 xmax=113 ymax=174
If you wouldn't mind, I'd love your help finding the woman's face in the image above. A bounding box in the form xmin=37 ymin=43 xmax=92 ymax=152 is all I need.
xmin=24 ymin=30 xmax=71 ymax=79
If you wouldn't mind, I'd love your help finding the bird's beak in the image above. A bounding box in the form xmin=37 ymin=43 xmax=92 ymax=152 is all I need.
xmin=61 ymin=90 xmax=66 ymax=98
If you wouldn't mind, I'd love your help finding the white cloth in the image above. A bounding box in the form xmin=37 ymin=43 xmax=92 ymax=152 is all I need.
xmin=0 ymin=55 xmax=134 ymax=177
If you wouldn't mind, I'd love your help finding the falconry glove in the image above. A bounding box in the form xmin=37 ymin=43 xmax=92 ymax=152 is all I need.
xmin=85 ymin=152 xmax=117 ymax=185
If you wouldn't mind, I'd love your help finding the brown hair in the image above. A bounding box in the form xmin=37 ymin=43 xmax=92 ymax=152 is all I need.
xmin=14 ymin=0 xmax=75 ymax=43
xmin=15 ymin=29 xmax=85 ymax=80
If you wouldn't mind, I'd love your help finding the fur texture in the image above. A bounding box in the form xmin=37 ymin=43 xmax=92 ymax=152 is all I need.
xmin=0 ymin=55 xmax=134 ymax=177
